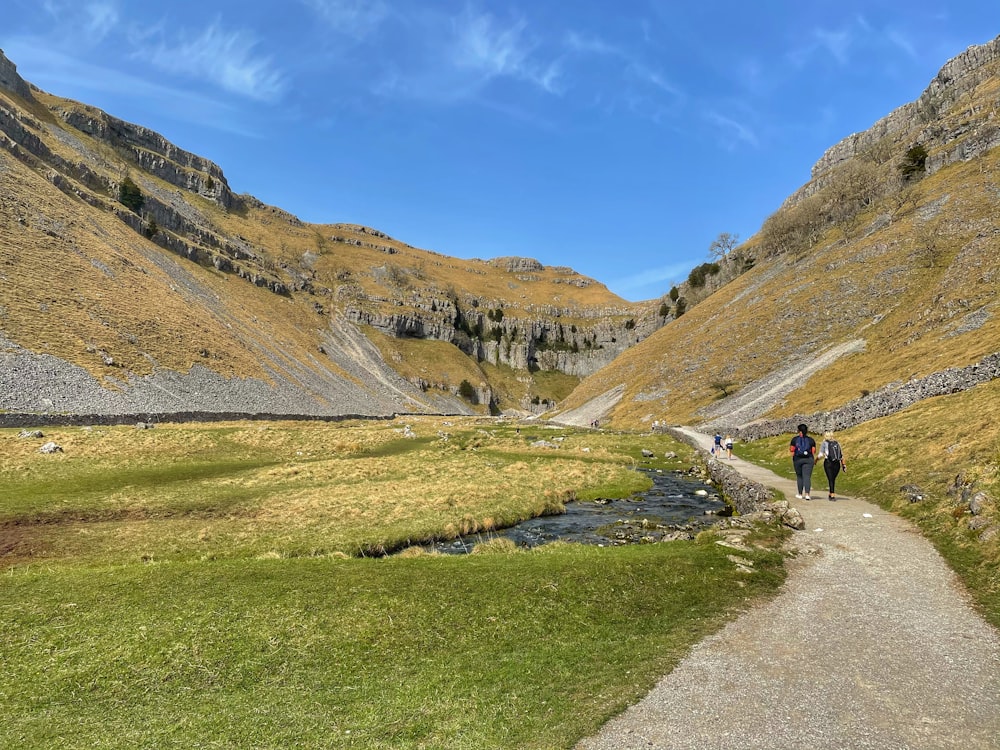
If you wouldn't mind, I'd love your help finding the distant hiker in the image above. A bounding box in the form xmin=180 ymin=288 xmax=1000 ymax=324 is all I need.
xmin=713 ymin=432 xmax=723 ymax=455
xmin=724 ymin=434 xmax=734 ymax=460
xmin=789 ymin=423 xmax=816 ymax=500
xmin=818 ymin=431 xmax=846 ymax=500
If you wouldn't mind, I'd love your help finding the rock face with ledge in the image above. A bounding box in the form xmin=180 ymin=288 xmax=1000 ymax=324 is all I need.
xmin=795 ymin=36 xmax=1000 ymax=203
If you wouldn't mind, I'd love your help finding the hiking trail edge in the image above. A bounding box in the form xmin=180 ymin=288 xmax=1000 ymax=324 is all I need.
xmin=576 ymin=427 xmax=1000 ymax=750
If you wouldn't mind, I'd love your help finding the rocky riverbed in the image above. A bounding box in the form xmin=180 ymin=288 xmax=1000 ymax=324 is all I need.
xmin=421 ymin=468 xmax=728 ymax=554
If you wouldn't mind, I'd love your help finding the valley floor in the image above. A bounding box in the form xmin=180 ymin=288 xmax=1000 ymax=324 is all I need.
xmin=577 ymin=429 xmax=1000 ymax=750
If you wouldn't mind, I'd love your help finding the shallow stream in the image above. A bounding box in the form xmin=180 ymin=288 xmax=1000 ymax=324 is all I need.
xmin=421 ymin=468 xmax=727 ymax=554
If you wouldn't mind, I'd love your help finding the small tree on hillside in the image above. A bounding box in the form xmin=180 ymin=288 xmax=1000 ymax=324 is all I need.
xmin=899 ymin=144 xmax=928 ymax=181
xmin=708 ymin=232 xmax=740 ymax=262
xmin=119 ymin=176 xmax=145 ymax=214
xmin=710 ymin=380 xmax=737 ymax=399
xmin=458 ymin=379 xmax=477 ymax=403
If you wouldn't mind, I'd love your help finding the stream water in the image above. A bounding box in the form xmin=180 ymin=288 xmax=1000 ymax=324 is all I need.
xmin=420 ymin=468 xmax=727 ymax=554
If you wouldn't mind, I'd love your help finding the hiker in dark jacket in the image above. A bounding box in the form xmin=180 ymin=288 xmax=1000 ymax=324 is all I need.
xmin=789 ymin=423 xmax=816 ymax=500
xmin=818 ymin=431 xmax=847 ymax=500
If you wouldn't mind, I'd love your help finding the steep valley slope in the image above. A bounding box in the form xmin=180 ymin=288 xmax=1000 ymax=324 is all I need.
xmin=555 ymin=35 xmax=1000 ymax=437
xmin=0 ymin=50 xmax=660 ymax=419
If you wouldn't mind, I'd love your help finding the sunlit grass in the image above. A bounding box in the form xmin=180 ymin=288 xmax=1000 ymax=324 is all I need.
xmin=1 ymin=419 xmax=680 ymax=563
xmin=0 ymin=417 xmax=786 ymax=749
xmin=0 ymin=542 xmax=784 ymax=750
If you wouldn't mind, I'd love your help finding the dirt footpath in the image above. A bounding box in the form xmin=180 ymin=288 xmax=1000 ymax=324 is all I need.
xmin=576 ymin=428 xmax=1000 ymax=750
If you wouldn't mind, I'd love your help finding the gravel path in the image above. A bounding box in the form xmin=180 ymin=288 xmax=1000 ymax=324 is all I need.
xmin=576 ymin=428 xmax=1000 ymax=750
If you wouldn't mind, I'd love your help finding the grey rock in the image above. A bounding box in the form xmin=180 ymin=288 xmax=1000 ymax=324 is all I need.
xmin=968 ymin=491 xmax=991 ymax=516
xmin=531 ymin=440 xmax=559 ymax=449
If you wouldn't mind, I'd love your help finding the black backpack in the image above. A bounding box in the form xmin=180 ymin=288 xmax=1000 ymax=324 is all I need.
xmin=826 ymin=440 xmax=843 ymax=462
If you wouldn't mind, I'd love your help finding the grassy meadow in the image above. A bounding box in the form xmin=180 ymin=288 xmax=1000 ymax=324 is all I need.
xmin=1 ymin=418 xmax=786 ymax=749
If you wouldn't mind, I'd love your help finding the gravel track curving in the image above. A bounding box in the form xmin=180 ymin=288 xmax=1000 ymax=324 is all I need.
xmin=576 ymin=428 xmax=1000 ymax=750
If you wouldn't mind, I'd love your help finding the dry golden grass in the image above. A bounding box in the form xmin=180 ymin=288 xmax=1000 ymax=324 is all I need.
xmin=2 ymin=85 xmax=641 ymax=415
xmin=362 ymin=327 xmax=489 ymax=394
xmin=560 ymin=92 xmax=1000 ymax=430
xmin=0 ymin=417 xmax=651 ymax=563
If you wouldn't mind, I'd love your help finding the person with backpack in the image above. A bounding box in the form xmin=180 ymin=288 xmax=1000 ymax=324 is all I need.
xmin=712 ymin=432 xmax=723 ymax=456
xmin=818 ymin=431 xmax=847 ymax=500
xmin=789 ymin=423 xmax=816 ymax=500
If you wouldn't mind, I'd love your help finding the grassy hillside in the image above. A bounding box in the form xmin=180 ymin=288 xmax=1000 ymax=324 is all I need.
xmin=1 ymin=72 xmax=648 ymax=416
xmin=557 ymin=41 xmax=1000 ymax=430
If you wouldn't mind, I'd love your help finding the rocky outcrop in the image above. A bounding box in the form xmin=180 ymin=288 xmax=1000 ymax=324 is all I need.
xmin=0 ymin=50 xmax=33 ymax=101
xmin=488 ymin=256 xmax=544 ymax=273
xmin=56 ymin=107 xmax=237 ymax=210
xmin=807 ymin=36 xmax=1000 ymax=184
xmin=345 ymin=291 xmax=661 ymax=380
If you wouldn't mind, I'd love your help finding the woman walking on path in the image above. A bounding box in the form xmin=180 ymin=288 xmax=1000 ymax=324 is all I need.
xmin=789 ymin=423 xmax=816 ymax=500
xmin=818 ymin=431 xmax=846 ymax=500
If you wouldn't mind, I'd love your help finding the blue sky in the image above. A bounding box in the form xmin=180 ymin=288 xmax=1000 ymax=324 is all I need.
xmin=3 ymin=2 xmax=999 ymax=301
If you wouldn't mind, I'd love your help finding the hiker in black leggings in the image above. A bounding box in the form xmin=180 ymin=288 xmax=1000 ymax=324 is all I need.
xmin=789 ymin=423 xmax=816 ymax=500
xmin=818 ymin=431 xmax=846 ymax=500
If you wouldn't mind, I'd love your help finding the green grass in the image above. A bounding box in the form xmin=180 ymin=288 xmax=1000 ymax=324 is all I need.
xmin=1 ymin=543 xmax=783 ymax=750
xmin=0 ymin=418 xmax=786 ymax=749
xmin=1 ymin=420 xmax=659 ymax=563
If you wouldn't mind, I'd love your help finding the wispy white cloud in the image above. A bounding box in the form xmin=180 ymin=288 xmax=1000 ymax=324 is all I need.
xmin=565 ymin=30 xmax=620 ymax=57
xmin=610 ymin=259 xmax=698 ymax=297
xmin=886 ymin=29 xmax=918 ymax=58
xmin=787 ymin=25 xmax=856 ymax=68
xmin=372 ymin=6 xmax=564 ymax=103
xmin=0 ymin=41 xmax=261 ymax=137
xmin=299 ymin=0 xmax=389 ymax=38
xmin=626 ymin=61 xmax=681 ymax=97
xmin=83 ymin=2 xmax=119 ymax=41
xmin=139 ymin=21 xmax=285 ymax=102
xmin=704 ymin=110 xmax=759 ymax=149
xmin=36 ymin=0 xmax=120 ymax=45
xmin=814 ymin=28 xmax=853 ymax=65
xmin=450 ymin=7 xmax=562 ymax=94
xmin=564 ymin=29 xmax=682 ymax=118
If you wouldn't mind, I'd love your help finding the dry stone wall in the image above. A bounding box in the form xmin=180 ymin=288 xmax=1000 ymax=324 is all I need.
xmin=729 ymin=351 xmax=1000 ymax=441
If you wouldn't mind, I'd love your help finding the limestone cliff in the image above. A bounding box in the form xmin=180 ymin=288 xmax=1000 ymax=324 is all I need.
xmin=0 ymin=49 xmax=660 ymax=416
